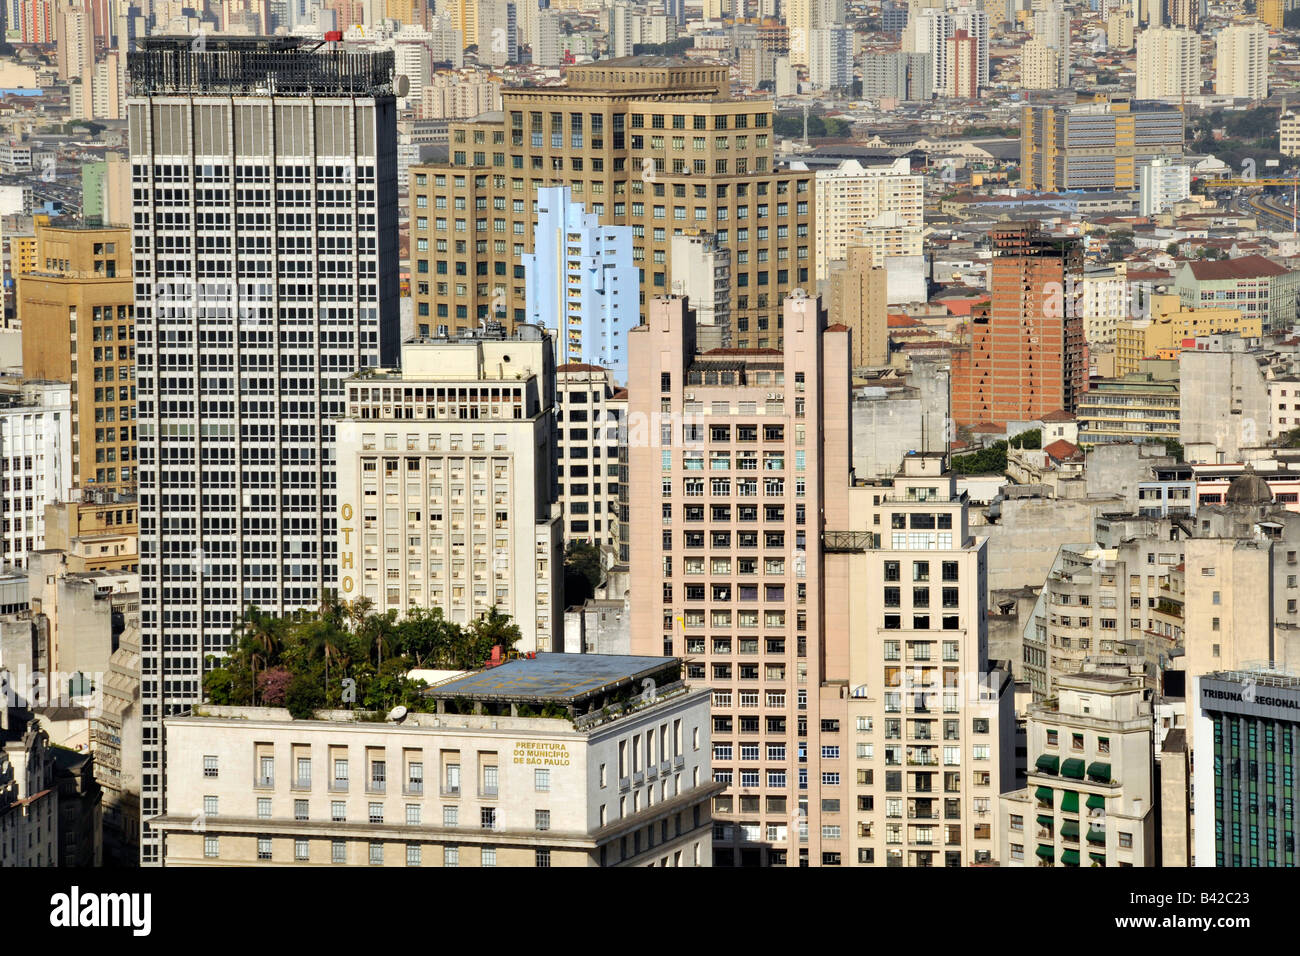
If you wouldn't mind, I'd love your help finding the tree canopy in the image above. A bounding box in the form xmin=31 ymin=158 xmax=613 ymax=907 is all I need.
xmin=203 ymin=600 xmax=523 ymax=718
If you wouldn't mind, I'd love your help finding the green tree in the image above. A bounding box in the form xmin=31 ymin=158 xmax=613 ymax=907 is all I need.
xmin=1009 ymin=429 xmax=1041 ymax=450
xmin=951 ymin=441 xmax=1008 ymax=475
xmin=563 ymin=541 xmax=603 ymax=606
xmin=1163 ymin=439 xmax=1185 ymax=462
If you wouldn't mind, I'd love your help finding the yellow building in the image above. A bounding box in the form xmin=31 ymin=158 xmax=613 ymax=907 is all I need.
xmin=1260 ymin=0 xmax=1284 ymax=30
xmin=1021 ymin=96 xmax=1184 ymax=191
xmin=1114 ymin=294 xmax=1255 ymax=376
xmin=17 ymin=222 xmax=135 ymax=491
xmin=42 ymin=491 xmax=138 ymax=573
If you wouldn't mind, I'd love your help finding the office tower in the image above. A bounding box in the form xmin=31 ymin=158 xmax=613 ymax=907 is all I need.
xmin=951 ymin=224 xmax=1086 ymax=426
xmin=839 ymin=453 xmax=1015 ymax=866
xmin=861 ymin=50 xmax=933 ymax=101
xmin=534 ymin=9 xmax=562 ymax=66
xmin=128 ymin=36 xmax=399 ymax=864
xmin=882 ymin=0 xmax=908 ymax=34
xmin=669 ymin=233 xmax=732 ymax=351
xmin=812 ymin=157 xmax=924 ymax=283
xmin=1139 ymin=156 xmax=1190 ymax=215
xmin=629 ymin=293 xmax=855 ymax=867
xmin=1021 ymin=96 xmax=1185 ymax=191
xmin=1031 ymin=0 xmax=1070 ymax=87
xmin=1194 ymin=670 xmax=1299 ymax=868
xmin=17 ymin=222 xmax=135 ymax=492
xmin=1215 ymin=23 xmax=1269 ymax=101
xmin=93 ymin=48 xmax=124 ymax=120
xmin=666 ymin=0 xmax=686 ymax=25
xmin=808 ymin=25 xmax=852 ymax=90
xmin=555 ymin=363 xmax=626 ymax=556
xmin=1020 ymin=38 xmax=1061 ymax=90
xmin=828 ymin=247 xmax=888 ymax=368
xmin=478 ymin=0 xmax=518 ymax=66
xmin=1135 ymin=26 xmax=1199 ymax=100
xmin=522 ymin=186 xmax=636 ymax=383
xmin=907 ymin=6 xmax=988 ymax=97
xmin=1002 ymin=673 xmax=1155 ymax=867
xmin=0 ymin=382 xmax=71 ymax=569
xmin=408 ymin=61 xmax=815 ymax=349
xmin=334 ymin=330 xmax=562 ymax=651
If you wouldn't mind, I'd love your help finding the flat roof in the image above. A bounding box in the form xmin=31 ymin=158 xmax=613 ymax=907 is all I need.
xmin=428 ymin=653 xmax=675 ymax=703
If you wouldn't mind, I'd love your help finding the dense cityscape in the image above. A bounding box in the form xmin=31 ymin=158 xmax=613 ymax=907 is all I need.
xmin=0 ymin=0 xmax=1291 ymax=926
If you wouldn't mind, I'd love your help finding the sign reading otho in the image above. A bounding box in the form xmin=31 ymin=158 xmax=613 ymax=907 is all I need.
xmin=512 ymin=741 xmax=570 ymax=767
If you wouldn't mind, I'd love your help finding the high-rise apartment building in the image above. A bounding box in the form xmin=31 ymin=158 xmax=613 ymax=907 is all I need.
xmin=408 ymin=59 xmax=815 ymax=350
xmin=1166 ymin=0 xmax=1200 ymax=30
xmin=1135 ymin=26 xmax=1200 ymax=100
xmin=629 ymin=293 xmax=855 ymax=866
xmin=1139 ymin=156 xmax=1191 ymax=216
xmin=477 ymin=0 xmax=518 ymax=68
xmin=840 ymin=453 xmax=1015 ymax=866
xmin=444 ymin=0 xmax=478 ymax=48
xmin=334 ymin=329 xmax=561 ymax=651
xmin=861 ymin=51 xmax=933 ymax=102
xmin=1031 ymin=0 xmax=1070 ymax=88
xmin=828 ymin=247 xmax=888 ymax=369
xmin=1259 ymin=0 xmax=1284 ymax=30
xmin=1021 ymin=96 xmax=1185 ymax=191
xmin=0 ymin=381 xmax=71 ymax=569
xmin=17 ymin=222 xmax=135 ymax=492
xmin=1001 ymin=672 xmax=1156 ymax=867
xmin=522 ymin=185 xmax=637 ymax=383
xmin=906 ymin=6 xmax=989 ymax=98
xmin=555 ymin=363 xmax=626 ymax=556
xmin=1215 ymin=22 xmax=1269 ymax=102
xmin=1107 ymin=11 xmax=1134 ymax=50
xmin=128 ymin=36 xmax=399 ymax=864
xmin=808 ymin=25 xmax=852 ymax=91
xmin=1282 ymin=106 xmax=1300 ymax=157
xmin=1020 ymin=38 xmax=1061 ymax=91
xmin=951 ymin=224 xmax=1086 ymax=427
xmin=811 ymin=157 xmax=924 ymax=284
xmin=669 ymin=232 xmax=732 ymax=351
xmin=947 ymin=28 xmax=979 ymax=99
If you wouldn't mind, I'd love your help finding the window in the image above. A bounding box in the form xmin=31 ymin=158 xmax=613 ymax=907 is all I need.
xmin=203 ymin=795 xmax=218 ymax=816
xmin=536 ymin=809 xmax=551 ymax=831
xmin=443 ymin=805 xmax=458 ymax=827
xmin=482 ymin=847 xmax=497 ymax=867
xmin=369 ymin=843 xmax=384 ymax=865
xmin=406 ymin=804 xmax=421 ymax=825
xmin=536 ymin=849 xmax=552 ymax=867
xmin=406 ymin=844 xmax=422 ymax=866
xmin=369 ymin=802 xmax=384 ymax=824
xmin=204 ymin=836 xmax=219 ymax=858
xmin=331 ymin=840 xmax=346 ymax=864
xmin=295 ymin=839 xmax=310 ymax=861
xmin=258 ymin=837 xmax=272 ymax=860
xmin=331 ymin=801 xmax=346 ymax=822
xmin=445 ymin=846 xmax=459 ymax=867
xmin=257 ymin=797 xmax=272 ymax=819
xmin=535 ymin=768 xmax=551 ymax=792
xmin=481 ymin=807 xmax=497 ymax=830
xmin=203 ymin=755 xmax=219 ymax=778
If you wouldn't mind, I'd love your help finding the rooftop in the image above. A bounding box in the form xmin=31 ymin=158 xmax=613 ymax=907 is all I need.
xmin=426 ymin=653 xmax=678 ymax=706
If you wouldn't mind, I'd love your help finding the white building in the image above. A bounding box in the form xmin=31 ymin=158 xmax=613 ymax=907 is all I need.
xmin=811 ymin=157 xmax=925 ymax=283
xmin=1031 ymin=0 xmax=1070 ymax=88
xmin=906 ymin=6 xmax=989 ymax=97
xmin=1135 ymin=26 xmax=1200 ymax=101
xmin=1139 ymin=157 xmax=1191 ymax=216
xmin=0 ymin=381 xmax=72 ymax=569
xmin=669 ymin=233 xmax=732 ymax=350
xmin=335 ymin=328 xmax=563 ymax=653
xmin=808 ymin=25 xmax=852 ymax=91
xmin=1215 ymin=22 xmax=1269 ymax=102
xmin=999 ymin=672 xmax=1156 ymax=868
xmin=1020 ymin=37 xmax=1061 ymax=91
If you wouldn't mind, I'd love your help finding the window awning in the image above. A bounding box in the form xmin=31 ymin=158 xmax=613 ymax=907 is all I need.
xmin=1061 ymin=848 xmax=1080 ymax=866
xmin=1035 ymin=754 xmax=1060 ymax=774
xmin=1037 ymin=814 xmax=1054 ymax=829
xmin=1086 ymin=793 xmax=1107 ymax=810
xmin=1034 ymin=786 xmax=1054 ymax=805
xmin=1061 ymin=820 xmax=1080 ymax=839
xmin=1088 ymin=762 xmax=1112 ymax=783
xmin=1036 ymin=844 xmax=1055 ymax=860
xmin=1061 ymin=790 xmax=1079 ymax=813
xmin=1089 ymin=852 xmax=1106 ymax=865
xmin=1061 ymin=758 xmax=1086 ymax=779
xmin=1087 ymin=826 xmax=1106 ymax=844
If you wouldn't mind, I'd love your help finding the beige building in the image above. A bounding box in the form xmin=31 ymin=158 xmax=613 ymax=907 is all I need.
xmin=334 ymin=329 xmax=562 ymax=652
xmin=811 ymin=157 xmax=924 ymax=283
xmin=0 ymin=708 xmax=60 ymax=866
xmin=1020 ymin=38 xmax=1061 ymax=91
xmin=1107 ymin=11 xmax=1135 ymax=51
xmin=840 ymin=453 xmax=1016 ymax=866
xmin=151 ymin=654 xmax=721 ymax=867
xmin=555 ymin=363 xmax=627 ymax=557
xmin=1135 ymin=27 xmax=1200 ymax=101
xmin=1000 ymin=672 xmax=1156 ymax=867
xmin=1214 ymin=22 xmax=1269 ymax=102
xmin=408 ymin=58 xmax=815 ymax=350
xmin=42 ymin=489 xmax=138 ymax=573
xmin=1181 ymin=536 xmax=1273 ymax=686
xmin=1114 ymin=294 xmax=1256 ymax=376
xmin=17 ymin=222 xmax=135 ymax=492
xmin=1282 ymin=108 xmax=1300 ymax=158
xmin=669 ymin=232 xmax=732 ymax=351
xmin=629 ymin=293 xmax=855 ymax=866
xmin=828 ymin=246 xmax=889 ymax=369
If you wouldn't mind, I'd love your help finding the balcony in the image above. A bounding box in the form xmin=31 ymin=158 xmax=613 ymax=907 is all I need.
xmin=404 ymin=781 xmax=424 ymax=796
xmin=255 ymin=775 xmax=274 ymax=790
xmin=329 ymin=778 xmax=348 ymax=792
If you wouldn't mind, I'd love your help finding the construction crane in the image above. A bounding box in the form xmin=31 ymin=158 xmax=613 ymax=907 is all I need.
xmin=1205 ymin=177 xmax=1300 ymax=234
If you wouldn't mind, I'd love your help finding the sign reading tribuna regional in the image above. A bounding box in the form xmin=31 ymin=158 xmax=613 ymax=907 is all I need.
xmin=512 ymin=741 xmax=570 ymax=766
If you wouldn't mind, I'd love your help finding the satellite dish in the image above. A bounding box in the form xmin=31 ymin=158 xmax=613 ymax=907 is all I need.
xmin=387 ymin=705 xmax=408 ymax=722
xmin=395 ymin=74 xmax=410 ymax=98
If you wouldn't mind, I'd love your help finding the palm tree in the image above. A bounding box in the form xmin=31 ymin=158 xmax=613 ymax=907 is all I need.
xmin=239 ymin=606 xmax=283 ymax=705
xmin=344 ymin=596 xmax=375 ymax=634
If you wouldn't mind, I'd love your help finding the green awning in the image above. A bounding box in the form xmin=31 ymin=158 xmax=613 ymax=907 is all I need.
xmin=1086 ymin=793 xmax=1107 ymax=810
xmin=1037 ymin=814 xmax=1054 ymax=829
xmin=1061 ymin=790 xmax=1079 ymax=813
xmin=1061 ymin=820 xmax=1080 ymax=839
xmin=1088 ymin=762 xmax=1112 ymax=783
xmin=1034 ymin=786 xmax=1054 ymax=805
xmin=1061 ymin=848 xmax=1080 ymax=866
xmin=1089 ymin=852 xmax=1106 ymax=865
xmin=1061 ymin=758 xmax=1086 ymax=779
xmin=1087 ymin=826 xmax=1106 ymax=844
xmin=1035 ymin=754 xmax=1060 ymax=774
xmin=1036 ymin=844 xmax=1055 ymax=860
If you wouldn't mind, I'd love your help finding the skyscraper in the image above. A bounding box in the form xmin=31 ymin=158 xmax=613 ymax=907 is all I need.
xmin=127 ymin=36 xmax=399 ymax=864
xmin=1215 ymin=22 xmax=1269 ymax=102
xmin=1135 ymin=26 xmax=1199 ymax=100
